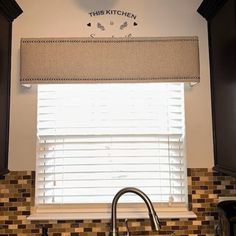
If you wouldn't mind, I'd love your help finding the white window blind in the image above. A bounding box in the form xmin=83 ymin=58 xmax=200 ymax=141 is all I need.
xmin=36 ymin=83 xmax=187 ymax=205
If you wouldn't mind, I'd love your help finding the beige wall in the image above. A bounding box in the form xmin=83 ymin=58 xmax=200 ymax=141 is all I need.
xmin=9 ymin=0 xmax=213 ymax=170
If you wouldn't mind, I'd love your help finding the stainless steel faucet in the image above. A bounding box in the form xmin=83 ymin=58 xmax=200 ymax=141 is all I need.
xmin=110 ymin=187 xmax=161 ymax=236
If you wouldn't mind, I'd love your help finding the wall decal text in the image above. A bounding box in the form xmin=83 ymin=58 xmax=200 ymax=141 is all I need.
xmin=89 ymin=10 xmax=137 ymax=20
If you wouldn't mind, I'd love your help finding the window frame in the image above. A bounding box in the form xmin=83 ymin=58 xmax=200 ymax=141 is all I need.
xmin=31 ymin=83 xmax=195 ymax=220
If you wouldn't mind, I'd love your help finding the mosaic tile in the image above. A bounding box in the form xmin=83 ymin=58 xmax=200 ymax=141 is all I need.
xmin=0 ymin=169 xmax=235 ymax=235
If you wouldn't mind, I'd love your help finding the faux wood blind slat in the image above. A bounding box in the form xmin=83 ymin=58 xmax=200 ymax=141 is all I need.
xmin=21 ymin=37 xmax=200 ymax=84
xmin=36 ymin=83 xmax=186 ymax=204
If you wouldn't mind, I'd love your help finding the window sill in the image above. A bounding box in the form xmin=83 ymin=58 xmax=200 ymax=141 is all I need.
xmin=28 ymin=210 xmax=196 ymax=220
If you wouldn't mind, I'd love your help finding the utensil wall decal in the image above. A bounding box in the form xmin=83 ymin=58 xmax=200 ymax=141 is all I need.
xmin=120 ymin=21 xmax=128 ymax=30
xmin=97 ymin=22 xmax=106 ymax=31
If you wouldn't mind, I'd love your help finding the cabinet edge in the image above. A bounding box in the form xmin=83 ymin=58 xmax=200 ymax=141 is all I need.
xmin=197 ymin=0 xmax=229 ymax=21
xmin=0 ymin=0 xmax=23 ymax=21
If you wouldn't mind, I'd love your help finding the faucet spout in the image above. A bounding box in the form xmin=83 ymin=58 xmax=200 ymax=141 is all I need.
xmin=110 ymin=187 xmax=161 ymax=236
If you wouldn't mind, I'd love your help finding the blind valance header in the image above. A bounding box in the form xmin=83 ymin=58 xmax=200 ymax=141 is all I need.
xmin=20 ymin=37 xmax=200 ymax=84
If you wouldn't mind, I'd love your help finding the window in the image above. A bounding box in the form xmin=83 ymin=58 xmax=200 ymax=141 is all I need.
xmin=36 ymin=83 xmax=186 ymax=208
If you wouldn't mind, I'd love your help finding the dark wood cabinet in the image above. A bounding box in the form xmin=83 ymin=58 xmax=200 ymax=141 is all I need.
xmin=198 ymin=0 xmax=236 ymax=177
xmin=0 ymin=0 xmax=22 ymax=176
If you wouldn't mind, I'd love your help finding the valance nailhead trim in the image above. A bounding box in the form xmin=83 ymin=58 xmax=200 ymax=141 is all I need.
xmin=21 ymin=37 xmax=198 ymax=44
xmin=21 ymin=76 xmax=200 ymax=83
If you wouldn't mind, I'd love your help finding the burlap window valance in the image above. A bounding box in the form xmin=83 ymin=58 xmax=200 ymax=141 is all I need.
xmin=20 ymin=37 xmax=200 ymax=84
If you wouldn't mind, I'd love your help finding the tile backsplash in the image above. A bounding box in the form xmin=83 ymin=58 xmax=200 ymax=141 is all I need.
xmin=0 ymin=168 xmax=236 ymax=236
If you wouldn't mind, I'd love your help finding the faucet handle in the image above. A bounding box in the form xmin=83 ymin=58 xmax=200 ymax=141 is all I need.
xmin=125 ymin=219 xmax=130 ymax=236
